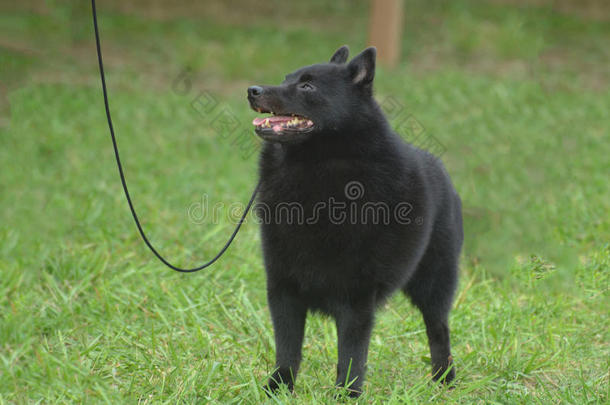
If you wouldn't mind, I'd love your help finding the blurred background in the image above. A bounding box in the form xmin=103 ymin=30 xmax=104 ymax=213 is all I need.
xmin=0 ymin=0 xmax=608 ymax=403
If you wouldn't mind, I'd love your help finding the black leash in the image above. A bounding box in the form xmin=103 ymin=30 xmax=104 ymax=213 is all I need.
xmin=91 ymin=0 xmax=259 ymax=273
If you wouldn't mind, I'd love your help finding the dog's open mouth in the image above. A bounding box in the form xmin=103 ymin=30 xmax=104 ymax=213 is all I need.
xmin=252 ymin=113 xmax=314 ymax=136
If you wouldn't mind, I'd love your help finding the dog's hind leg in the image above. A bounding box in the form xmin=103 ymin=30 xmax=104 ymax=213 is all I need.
xmin=403 ymin=248 xmax=458 ymax=384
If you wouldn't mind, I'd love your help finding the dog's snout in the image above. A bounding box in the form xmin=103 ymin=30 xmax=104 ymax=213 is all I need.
xmin=248 ymin=85 xmax=263 ymax=97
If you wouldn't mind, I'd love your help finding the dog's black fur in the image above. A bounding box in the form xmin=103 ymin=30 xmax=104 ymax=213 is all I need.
xmin=247 ymin=46 xmax=463 ymax=397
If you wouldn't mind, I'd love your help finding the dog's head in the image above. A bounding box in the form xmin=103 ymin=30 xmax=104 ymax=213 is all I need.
xmin=248 ymin=46 xmax=377 ymax=143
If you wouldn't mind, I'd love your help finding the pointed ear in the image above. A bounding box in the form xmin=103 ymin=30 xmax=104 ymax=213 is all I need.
xmin=329 ymin=45 xmax=349 ymax=64
xmin=347 ymin=47 xmax=376 ymax=87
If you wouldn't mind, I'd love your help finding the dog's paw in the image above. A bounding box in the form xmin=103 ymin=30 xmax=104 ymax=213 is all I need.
xmin=263 ymin=370 xmax=295 ymax=397
xmin=334 ymin=388 xmax=363 ymax=400
xmin=334 ymin=382 xmax=363 ymax=399
xmin=431 ymin=360 xmax=456 ymax=386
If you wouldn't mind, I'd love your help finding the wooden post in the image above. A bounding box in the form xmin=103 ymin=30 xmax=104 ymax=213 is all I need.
xmin=368 ymin=0 xmax=404 ymax=68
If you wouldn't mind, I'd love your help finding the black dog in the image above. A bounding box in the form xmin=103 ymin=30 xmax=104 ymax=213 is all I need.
xmin=247 ymin=46 xmax=463 ymax=397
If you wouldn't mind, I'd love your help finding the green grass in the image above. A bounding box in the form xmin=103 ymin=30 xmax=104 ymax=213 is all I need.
xmin=1 ymin=0 xmax=609 ymax=403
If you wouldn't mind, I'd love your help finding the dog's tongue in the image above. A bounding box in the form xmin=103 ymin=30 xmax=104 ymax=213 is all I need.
xmin=252 ymin=116 xmax=293 ymax=126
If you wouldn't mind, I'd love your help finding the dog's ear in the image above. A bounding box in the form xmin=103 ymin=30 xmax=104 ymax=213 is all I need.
xmin=329 ymin=45 xmax=349 ymax=64
xmin=348 ymin=47 xmax=376 ymax=88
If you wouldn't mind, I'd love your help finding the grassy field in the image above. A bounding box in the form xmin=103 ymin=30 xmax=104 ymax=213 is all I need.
xmin=1 ymin=0 xmax=608 ymax=403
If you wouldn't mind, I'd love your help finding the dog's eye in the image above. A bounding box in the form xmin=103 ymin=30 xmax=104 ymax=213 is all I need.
xmin=299 ymin=82 xmax=315 ymax=91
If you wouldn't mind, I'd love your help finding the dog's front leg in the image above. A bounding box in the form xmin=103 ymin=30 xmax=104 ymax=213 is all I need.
xmin=334 ymin=297 xmax=375 ymax=397
xmin=264 ymin=286 xmax=307 ymax=394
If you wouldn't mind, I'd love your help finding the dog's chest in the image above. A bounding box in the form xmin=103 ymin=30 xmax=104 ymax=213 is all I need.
xmin=258 ymin=153 xmax=387 ymax=273
xmin=259 ymin=154 xmax=368 ymax=222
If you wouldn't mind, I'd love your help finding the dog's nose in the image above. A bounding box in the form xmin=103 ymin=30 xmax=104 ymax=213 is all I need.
xmin=248 ymin=85 xmax=263 ymax=97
